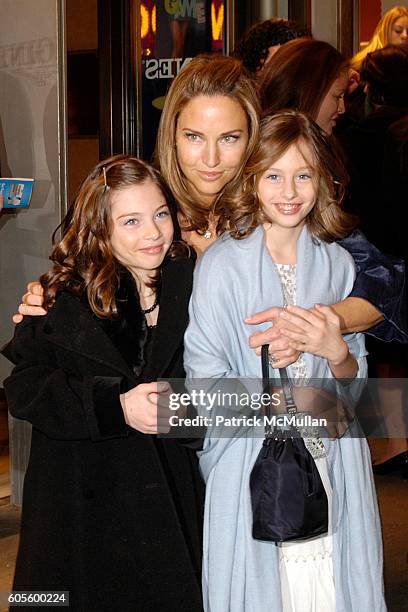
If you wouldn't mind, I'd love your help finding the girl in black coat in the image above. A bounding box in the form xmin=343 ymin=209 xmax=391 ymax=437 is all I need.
xmin=3 ymin=156 xmax=204 ymax=611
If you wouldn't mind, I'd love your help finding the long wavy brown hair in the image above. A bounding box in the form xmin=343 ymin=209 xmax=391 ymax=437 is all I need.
xmin=218 ymin=111 xmax=356 ymax=242
xmin=40 ymin=155 xmax=189 ymax=318
xmin=259 ymin=38 xmax=347 ymax=122
xmin=155 ymin=53 xmax=260 ymax=235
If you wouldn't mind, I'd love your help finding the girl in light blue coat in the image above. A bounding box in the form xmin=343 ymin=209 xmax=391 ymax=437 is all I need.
xmin=184 ymin=110 xmax=385 ymax=612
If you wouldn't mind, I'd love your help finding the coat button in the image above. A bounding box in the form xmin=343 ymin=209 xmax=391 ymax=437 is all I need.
xmin=83 ymin=488 xmax=94 ymax=500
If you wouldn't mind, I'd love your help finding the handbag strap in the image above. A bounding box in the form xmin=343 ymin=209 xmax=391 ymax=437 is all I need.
xmin=261 ymin=345 xmax=298 ymax=436
xmin=278 ymin=366 xmax=298 ymax=416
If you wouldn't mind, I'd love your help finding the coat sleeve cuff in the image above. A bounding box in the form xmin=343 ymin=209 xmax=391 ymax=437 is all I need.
xmin=172 ymin=402 xmax=205 ymax=450
xmin=84 ymin=376 xmax=129 ymax=440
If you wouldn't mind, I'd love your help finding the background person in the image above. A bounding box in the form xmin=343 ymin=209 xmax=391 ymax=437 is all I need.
xmin=232 ymin=17 xmax=310 ymax=74
xmin=344 ymin=6 xmax=408 ymax=124
xmin=340 ymin=45 xmax=408 ymax=248
xmin=259 ymin=38 xmax=349 ymax=137
xmin=351 ymin=5 xmax=408 ymax=72
xmin=340 ymin=45 xmax=408 ymax=475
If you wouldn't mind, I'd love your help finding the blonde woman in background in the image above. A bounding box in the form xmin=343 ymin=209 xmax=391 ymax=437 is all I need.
xmin=351 ymin=5 xmax=408 ymax=72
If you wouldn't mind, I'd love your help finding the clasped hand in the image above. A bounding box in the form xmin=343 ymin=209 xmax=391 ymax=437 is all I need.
xmin=246 ymin=303 xmax=348 ymax=368
xmin=120 ymin=381 xmax=174 ymax=434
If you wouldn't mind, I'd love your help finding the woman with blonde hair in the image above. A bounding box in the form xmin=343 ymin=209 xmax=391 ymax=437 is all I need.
xmin=351 ymin=5 xmax=408 ymax=71
xmin=156 ymin=53 xmax=260 ymax=254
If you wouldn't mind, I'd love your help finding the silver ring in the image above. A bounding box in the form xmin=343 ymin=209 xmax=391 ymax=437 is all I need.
xmin=269 ymin=354 xmax=279 ymax=365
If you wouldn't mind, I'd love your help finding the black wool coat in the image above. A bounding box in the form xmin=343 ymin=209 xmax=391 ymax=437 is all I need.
xmin=4 ymin=257 xmax=204 ymax=612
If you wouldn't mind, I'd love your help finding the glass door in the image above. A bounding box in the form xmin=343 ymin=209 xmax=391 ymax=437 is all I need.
xmin=138 ymin=0 xmax=228 ymax=158
xmin=98 ymin=0 xmax=229 ymax=160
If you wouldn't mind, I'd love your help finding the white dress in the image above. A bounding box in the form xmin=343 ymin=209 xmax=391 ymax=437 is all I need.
xmin=275 ymin=264 xmax=335 ymax=612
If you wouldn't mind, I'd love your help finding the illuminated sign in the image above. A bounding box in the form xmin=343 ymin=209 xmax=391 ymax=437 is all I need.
xmin=211 ymin=2 xmax=224 ymax=41
xmin=138 ymin=0 xmax=226 ymax=159
xmin=140 ymin=2 xmax=156 ymax=39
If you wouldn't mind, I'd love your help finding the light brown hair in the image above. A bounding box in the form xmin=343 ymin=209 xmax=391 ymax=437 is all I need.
xmin=155 ymin=53 xmax=260 ymax=235
xmin=41 ymin=155 xmax=188 ymax=318
xmin=259 ymin=38 xmax=347 ymax=121
xmin=219 ymin=110 xmax=355 ymax=242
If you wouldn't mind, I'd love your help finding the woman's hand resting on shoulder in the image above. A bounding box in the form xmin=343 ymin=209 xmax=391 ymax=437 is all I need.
xmin=12 ymin=281 xmax=47 ymax=323
xmin=279 ymin=304 xmax=358 ymax=379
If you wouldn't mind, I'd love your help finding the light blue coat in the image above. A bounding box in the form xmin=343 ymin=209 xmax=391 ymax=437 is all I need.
xmin=184 ymin=226 xmax=386 ymax=612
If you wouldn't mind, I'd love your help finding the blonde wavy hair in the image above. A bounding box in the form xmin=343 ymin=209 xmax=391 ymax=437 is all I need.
xmin=155 ymin=54 xmax=260 ymax=235
xmin=218 ymin=111 xmax=356 ymax=242
xmin=351 ymin=6 xmax=408 ymax=71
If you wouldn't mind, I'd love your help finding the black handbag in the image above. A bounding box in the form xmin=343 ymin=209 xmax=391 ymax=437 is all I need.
xmin=250 ymin=344 xmax=329 ymax=543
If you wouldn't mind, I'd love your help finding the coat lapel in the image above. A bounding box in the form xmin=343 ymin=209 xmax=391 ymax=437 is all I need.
xmin=44 ymin=292 xmax=136 ymax=380
xmin=44 ymin=257 xmax=194 ymax=382
xmin=143 ymin=257 xmax=194 ymax=380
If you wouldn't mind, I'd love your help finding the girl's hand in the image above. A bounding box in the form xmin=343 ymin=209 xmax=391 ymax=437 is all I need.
xmin=279 ymin=304 xmax=357 ymax=378
xmin=12 ymin=281 xmax=46 ymax=323
xmin=120 ymin=381 xmax=172 ymax=434
xmin=245 ymin=307 xmax=303 ymax=368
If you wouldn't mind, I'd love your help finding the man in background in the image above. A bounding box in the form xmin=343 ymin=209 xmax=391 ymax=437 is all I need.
xmin=233 ymin=17 xmax=310 ymax=74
